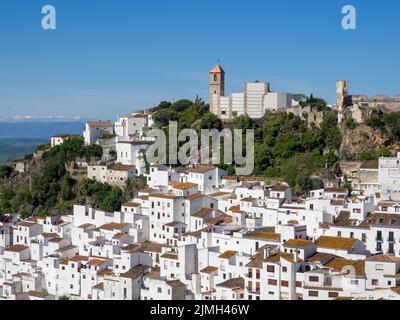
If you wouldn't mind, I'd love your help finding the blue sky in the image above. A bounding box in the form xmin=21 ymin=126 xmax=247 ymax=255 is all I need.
xmin=0 ymin=0 xmax=399 ymax=121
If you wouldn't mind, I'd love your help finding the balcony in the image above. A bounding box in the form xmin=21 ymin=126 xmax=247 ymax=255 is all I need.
xmin=375 ymin=237 xmax=383 ymax=242
xmin=388 ymin=238 xmax=396 ymax=243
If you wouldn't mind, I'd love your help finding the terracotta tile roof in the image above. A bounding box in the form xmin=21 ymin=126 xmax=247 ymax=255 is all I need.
xmin=240 ymin=197 xmax=256 ymax=202
xmin=244 ymin=230 xmax=281 ymax=242
xmin=216 ymin=277 xmax=244 ymax=289
xmin=88 ymin=259 xmax=106 ymax=267
xmin=99 ymin=223 xmax=130 ymax=231
xmin=164 ymin=221 xmax=184 ymax=227
xmin=16 ymin=221 xmax=36 ymax=227
xmin=184 ymin=226 xmax=214 ymax=239
xmin=92 ymin=282 xmax=104 ymax=291
xmin=87 ymin=121 xmax=112 ymax=127
xmin=160 ymin=252 xmax=179 ymax=260
xmin=56 ymin=245 xmax=78 ymax=253
xmin=210 ymin=65 xmax=225 ymax=74
xmin=245 ymin=245 xmax=280 ymax=268
xmin=185 ymin=193 xmax=204 ymax=201
xmin=121 ymin=244 xmax=141 ymax=252
xmin=28 ymin=290 xmax=49 ymax=298
xmin=366 ymin=255 xmax=400 ymax=263
xmin=283 ymin=239 xmax=313 ymax=249
xmin=331 ymin=199 xmax=345 ymax=206
xmin=141 ymin=241 xmax=168 ymax=253
xmin=229 ymin=205 xmax=243 ymax=213
xmin=200 ymin=266 xmax=218 ymax=274
xmin=190 ymin=166 xmax=215 ymax=174
xmin=218 ymin=251 xmax=238 ymax=259
xmin=222 ymin=176 xmax=239 ymax=181
xmin=271 ymin=184 xmax=289 ymax=192
xmin=208 ymin=191 xmax=231 ymax=198
xmin=206 ymin=214 xmax=232 ymax=226
xmin=145 ymin=271 xmax=161 ymax=280
xmin=112 ymin=232 xmax=127 ymax=239
xmin=149 ymin=193 xmax=178 ymax=200
xmin=315 ymin=236 xmax=358 ymax=250
xmin=171 ymin=182 xmax=198 ymax=190
xmin=334 ymin=211 xmax=359 ymax=227
xmin=360 ymin=213 xmax=400 ymax=228
xmin=325 ymin=258 xmax=365 ymax=276
xmin=69 ymin=255 xmax=89 ymax=262
xmin=41 ymin=232 xmax=59 ymax=238
xmin=192 ymin=208 xmax=213 ymax=219
xmin=107 ymin=164 xmax=135 ymax=172
xmin=6 ymin=245 xmax=29 ymax=252
xmin=48 ymin=237 xmax=63 ymax=243
xmin=306 ymin=252 xmax=337 ymax=264
xmin=78 ymin=223 xmax=95 ymax=229
xmin=122 ymin=202 xmax=140 ymax=208
xmin=264 ymin=252 xmax=300 ymax=264
xmin=120 ymin=265 xmax=149 ymax=279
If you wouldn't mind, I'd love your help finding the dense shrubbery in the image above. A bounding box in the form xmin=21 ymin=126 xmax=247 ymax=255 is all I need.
xmin=366 ymin=111 xmax=400 ymax=140
xmin=152 ymin=97 xmax=341 ymax=195
xmin=0 ymin=137 xmax=146 ymax=217
xmin=0 ymin=165 xmax=13 ymax=179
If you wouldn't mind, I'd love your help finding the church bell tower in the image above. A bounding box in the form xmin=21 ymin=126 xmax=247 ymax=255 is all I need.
xmin=209 ymin=65 xmax=225 ymax=115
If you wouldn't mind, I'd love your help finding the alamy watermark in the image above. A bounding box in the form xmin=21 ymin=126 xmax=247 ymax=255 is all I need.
xmin=41 ymin=4 xmax=357 ymax=32
xmin=145 ymin=122 xmax=255 ymax=176
xmin=342 ymin=5 xmax=357 ymax=30
xmin=41 ymin=5 xmax=56 ymax=30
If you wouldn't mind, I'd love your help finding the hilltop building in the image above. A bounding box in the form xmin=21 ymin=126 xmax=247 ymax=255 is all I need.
xmin=209 ymin=65 xmax=294 ymax=120
xmin=336 ymin=80 xmax=400 ymax=124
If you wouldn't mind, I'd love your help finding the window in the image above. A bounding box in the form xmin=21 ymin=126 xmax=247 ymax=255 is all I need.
xmin=282 ymin=266 xmax=288 ymax=273
xmin=157 ymin=287 xmax=162 ymax=293
xmin=372 ymin=279 xmax=379 ymax=286
xmin=309 ymin=276 xmax=319 ymax=282
xmin=268 ymin=279 xmax=277 ymax=286
xmin=362 ymin=233 xmax=367 ymax=242
xmin=308 ymin=291 xmax=319 ymax=297
xmin=214 ymin=74 xmax=218 ymax=82
xmin=328 ymin=292 xmax=339 ymax=298
xmin=267 ymin=265 xmax=275 ymax=273
xmin=281 ymin=280 xmax=289 ymax=287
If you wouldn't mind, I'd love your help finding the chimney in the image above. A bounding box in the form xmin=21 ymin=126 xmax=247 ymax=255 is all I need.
xmin=294 ymin=250 xmax=299 ymax=263
xmin=264 ymin=247 xmax=271 ymax=259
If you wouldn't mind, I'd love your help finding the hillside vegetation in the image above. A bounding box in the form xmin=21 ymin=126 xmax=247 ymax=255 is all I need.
xmin=151 ymin=97 xmax=339 ymax=194
xmin=0 ymin=137 xmax=145 ymax=217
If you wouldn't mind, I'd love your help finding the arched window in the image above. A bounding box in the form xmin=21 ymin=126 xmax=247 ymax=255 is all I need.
xmin=214 ymin=74 xmax=218 ymax=82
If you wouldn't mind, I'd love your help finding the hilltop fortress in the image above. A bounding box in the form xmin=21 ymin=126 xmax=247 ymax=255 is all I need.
xmin=336 ymin=80 xmax=400 ymax=124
